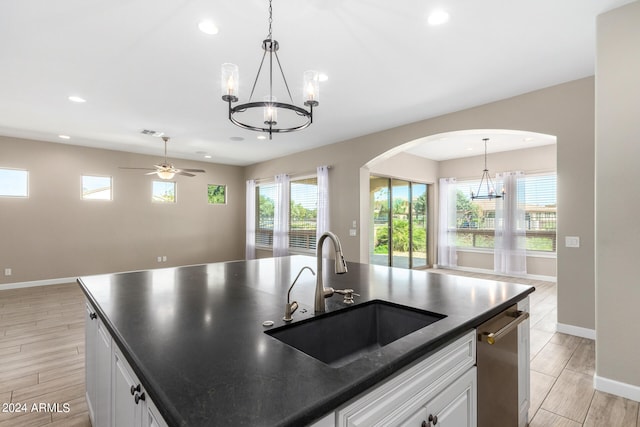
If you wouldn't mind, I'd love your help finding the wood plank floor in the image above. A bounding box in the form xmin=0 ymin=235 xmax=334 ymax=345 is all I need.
xmin=0 ymin=283 xmax=89 ymax=427
xmin=1 ymin=275 xmax=639 ymax=426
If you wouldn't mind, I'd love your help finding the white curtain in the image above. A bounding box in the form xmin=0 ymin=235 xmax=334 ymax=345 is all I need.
xmin=273 ymin=173 xmax=290 ymax=257
xmin=316 ymin=166 xmax=330 ymax=257
xmin=494 ymin=171 xmax=527 ymax=276
xmin=245 ymin=179 xmax=256 ymax=260
xmin=437 ymin=177 xmax=458 ymax=268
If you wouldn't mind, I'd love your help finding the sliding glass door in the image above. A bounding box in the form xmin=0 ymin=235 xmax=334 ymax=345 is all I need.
xmin=370 ymin=176 xmax=429 ymax=269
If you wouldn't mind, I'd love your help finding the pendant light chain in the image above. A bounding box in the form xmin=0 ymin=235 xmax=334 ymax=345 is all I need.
xmin=267 ymin=0 xmax=273 ymax=40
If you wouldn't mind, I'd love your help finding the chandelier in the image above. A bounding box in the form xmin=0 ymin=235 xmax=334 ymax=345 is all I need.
xmin=471 ymin=138 xmax=505 ymax=200
xmin=221 ymin=0 xmax=319 ymax=140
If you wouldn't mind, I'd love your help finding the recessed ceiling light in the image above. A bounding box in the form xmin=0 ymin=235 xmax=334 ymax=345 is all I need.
xmin=524 ymin=137 xmax=535 ymax=142
xmin=466 ymin=147 xmax=473 ymax=151
xmin=198 ymin=20 xmax=219 ymax=35
xmin=257 ymin=135 xmax=267 ymax=140
xmin=427 ymin=9 xmax=449 ymax=26
xmin=68 ymin=95 xmax=86 ymax=103
xmin=204 ymin=155 xmax=212 ymax=159
xmin=318 ymin=73 xmax=329 ymax=82
xmin=58 ymin=134 xmax=71 ymax=139
xmin=230 ymin=136 xmax=244 ymax=142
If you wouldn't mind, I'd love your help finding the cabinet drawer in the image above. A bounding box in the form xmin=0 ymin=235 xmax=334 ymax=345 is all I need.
xmin=337 ymin=330 xmax=476 ymax=427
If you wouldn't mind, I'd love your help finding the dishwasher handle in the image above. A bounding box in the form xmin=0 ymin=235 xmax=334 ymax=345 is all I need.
xmin=479 ymin=310 xmax=529 ymax=345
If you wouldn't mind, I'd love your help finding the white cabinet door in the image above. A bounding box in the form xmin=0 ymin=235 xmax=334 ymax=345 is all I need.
xmin=425 ymin=367 xmax=476 ymax=427
xmin=145 ymin=398 xmax=169 ymax=427
xmin=84 ymin=302 xmax=97 ymax=425
xmin=94 ymin=319 xmax=112 ymax=427
xmin=113 ymin=348 xmax=144 ymax=427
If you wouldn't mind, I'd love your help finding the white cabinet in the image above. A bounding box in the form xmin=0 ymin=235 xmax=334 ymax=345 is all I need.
xmin=84 ymin=302 xmax=97 ymax=424
xmin=401 ymin=368 xmax=476 ymax=427
xmin=113 ymin=346 xmax=144 ymax=427
xmin=335 ymin=330 xmax=476 ymax=427
xmin=95 ymin=319 xmax=112 ymax=427
xmin=85 ymin=302 xmax=112 ymax=427
xmin=84 ymin=299 xmax=167 ymax=427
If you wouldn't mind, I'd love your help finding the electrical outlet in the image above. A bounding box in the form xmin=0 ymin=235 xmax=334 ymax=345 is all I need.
xmin=565 ymin=236 xmax=580 ymax=248
xmin=4 ymin=268 xmax=11 ymax=276
xmin=349 ymin=229 xmax=357 ymax=237
xmin=162 ymin=256 xmax=167 ymax=262
xmin=157 ymin=256 xmax=162 ymax=263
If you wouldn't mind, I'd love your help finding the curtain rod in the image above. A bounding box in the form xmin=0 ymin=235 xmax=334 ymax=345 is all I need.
xmin=251 ymin=165 xmax=332 ymax=183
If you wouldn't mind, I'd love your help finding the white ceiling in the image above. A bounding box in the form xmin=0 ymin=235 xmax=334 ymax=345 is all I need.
xmin=405 ymin=130 xmax=557 ymax=161
xmin=0 ymin=0 xmax=632 ymax=165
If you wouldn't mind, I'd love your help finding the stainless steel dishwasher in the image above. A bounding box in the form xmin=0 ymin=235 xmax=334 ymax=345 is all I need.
xmin=477 ymin=305 xmax=530 ymax=427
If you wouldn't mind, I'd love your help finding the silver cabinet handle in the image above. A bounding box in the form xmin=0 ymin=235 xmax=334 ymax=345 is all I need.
xmin=479 ymin=310 xmax=529 ymax=345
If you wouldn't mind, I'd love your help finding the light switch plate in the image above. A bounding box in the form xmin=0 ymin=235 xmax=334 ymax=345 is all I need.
xmin=565 ymin=236 xmax=580 ymax=248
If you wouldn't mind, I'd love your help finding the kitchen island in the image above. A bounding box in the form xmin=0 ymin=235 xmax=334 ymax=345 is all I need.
xmin=78 ymin=255 xmax=534 ymax=427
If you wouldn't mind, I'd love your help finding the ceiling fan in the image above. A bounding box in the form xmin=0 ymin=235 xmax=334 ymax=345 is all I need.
xmin=119 ymin=136 xmax=206 ymax=179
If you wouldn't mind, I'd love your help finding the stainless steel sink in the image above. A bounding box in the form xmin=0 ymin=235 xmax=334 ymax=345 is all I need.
xmin=266 ymin=300 xmax=446 ymax=368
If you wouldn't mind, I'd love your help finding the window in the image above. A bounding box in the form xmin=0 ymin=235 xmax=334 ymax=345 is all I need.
xmin=152 ymin=181 xmax=176 ymax=203
xmin=522 ymin=174 xmax=557 ymax=252
xmin=256 ymin=176 xmax=318 ymax=251
xmin=370 ymin=176 xmax=428 ymax=269
xmin=207 ymin=184 xmax=226 ymax=204
xmin=289 ymin=177 xmax=318 ymax=250
xmin=82 ymin=175 xmax=112 ymax=200
xmin=455 ymin=174 xmax=557 ymax=252
xmin=0 ymin=168 xmax=28 ymax=197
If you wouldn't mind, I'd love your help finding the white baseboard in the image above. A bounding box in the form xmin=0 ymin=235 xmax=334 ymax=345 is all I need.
xmin=434 ymin=265 xmax=557 ymax=283
xmin=556 ymin=322 xmax=596 ymax=340
xmin=0 ymin=277 xmax=77 ymax=290
xmin=594 ymin=375 xmax=640 ymax=402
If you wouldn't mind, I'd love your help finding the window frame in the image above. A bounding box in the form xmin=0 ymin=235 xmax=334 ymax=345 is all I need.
xmin=0 ymin=167 xmax=29 ymax=198
xmin=81 ymin=174 xmax=113 ymax=201
xmin=454 ymin=173 xmax=557 ymax=255
xmin=255 ymin=173 xmax=319 ymax=254
xmin=207 ymin=184 xmax=227 ymax=205
xmin=151 ymin=180 xmax=177 ymax=204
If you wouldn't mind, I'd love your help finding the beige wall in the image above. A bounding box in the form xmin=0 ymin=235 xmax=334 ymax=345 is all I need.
xmin=0 ymin=136 xmax=245 ymax=286
xmin=596 ymin=1 xmax=640 ymax=393
xmin=1 ymin=77 xmax=596 ymax=338
xmin=438 ymin=144 xmax=556 ymax=180
xmin=247 ymin=79 xmax=593 ymax=330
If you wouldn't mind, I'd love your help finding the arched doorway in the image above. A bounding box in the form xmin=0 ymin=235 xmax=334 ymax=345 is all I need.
xmin=361 ymin=129 xmax=557 ymax=275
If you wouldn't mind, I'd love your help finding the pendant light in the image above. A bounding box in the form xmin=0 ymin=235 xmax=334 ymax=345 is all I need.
xmin=471 ymin=138 xmax=505 ymax=200
xmin=221 ymin=0 xmax=319 ymax=140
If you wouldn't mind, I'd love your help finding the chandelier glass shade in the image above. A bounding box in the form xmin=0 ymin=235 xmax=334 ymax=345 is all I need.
xmin=471 ymin=138 xmax=505 ymax=200
xmin=221 ymin=0 xmax=319 ymax=139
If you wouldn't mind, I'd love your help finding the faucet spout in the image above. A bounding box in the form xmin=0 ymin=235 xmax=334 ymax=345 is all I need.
xmin=283 ymin=266 xmax=315 ymax=322
xmin=315 ymin=231 xmax=348 ymax=314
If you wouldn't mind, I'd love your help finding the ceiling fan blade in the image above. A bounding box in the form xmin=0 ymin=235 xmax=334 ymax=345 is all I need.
xmin=119 ymin=167 xmax=157 ymax=171
xmin=145 ymin=171 xmax=159 ymax=176
xmin=180 ymin=168 xmax=206 ymax=173
xmin=177 ymin=171 xmax=196 ymax=177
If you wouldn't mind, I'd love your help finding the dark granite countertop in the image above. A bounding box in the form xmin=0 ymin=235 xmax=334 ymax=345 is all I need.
xmin=77 ymin=255 xmax=534 ymax=427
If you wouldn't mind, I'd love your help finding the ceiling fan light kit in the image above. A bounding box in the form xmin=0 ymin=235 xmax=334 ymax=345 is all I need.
xmin=470 ymin=138 xmax=505 ymax=200
xmin=221 ymin=0 xmax=319 ymax=140
xmin=119 ymin=136 xmax=206 ymax=180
